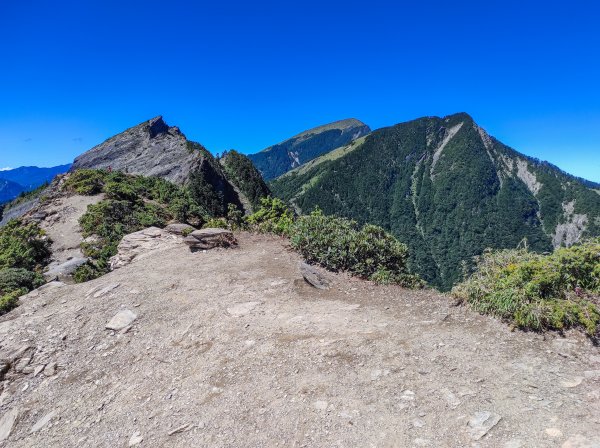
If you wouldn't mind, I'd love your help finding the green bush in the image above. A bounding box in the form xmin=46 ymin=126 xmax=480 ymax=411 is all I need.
xmin=0 ymin=290 xmax=21 ymax=315
xmin=69 ymin=169 xmax=208 ymax=282
xmin=203 ymin=217 xmax=229 ymax=229
xmin=0 ymin=268 xmax=44 ymax=294
xmin=64 ymin=169 xmax=108 ymax=195
xmin=246 ymin=197 xmax=295 ymax=235
xmin=0 ymin=220 xmax=51 ymax=271
xmin=452 ymin=239 xmax=600 ymax=335
xmin=289 ymin=210 xmax=422 ymax=287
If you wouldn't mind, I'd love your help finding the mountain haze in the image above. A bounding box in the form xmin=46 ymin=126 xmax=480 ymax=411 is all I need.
xmin=248 ymin=118 xmax=370 ymax=180
xmin=271 ymin=112 xmax=600 ymax=290
xmin=0 ymin=164 xmax=72 ymax=190
xmin=0 ymin=179 xmax=26 ymax=204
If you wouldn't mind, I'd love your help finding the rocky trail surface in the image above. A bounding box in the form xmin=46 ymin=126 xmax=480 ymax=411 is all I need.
xmin=0 ymin=233 xmax=599 ymax=447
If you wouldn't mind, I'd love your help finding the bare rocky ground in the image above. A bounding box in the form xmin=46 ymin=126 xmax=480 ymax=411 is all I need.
xmin=0 ymin=231 xmax=599 ymax=447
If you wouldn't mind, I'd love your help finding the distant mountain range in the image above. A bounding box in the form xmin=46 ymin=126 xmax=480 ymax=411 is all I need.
xmin=0 ymin=164 xmax=71 ymax=204
xmin=248 ymin=119 xmax=370 ymax=180
xmin=268 ymin=113 xmax=600 ymax=290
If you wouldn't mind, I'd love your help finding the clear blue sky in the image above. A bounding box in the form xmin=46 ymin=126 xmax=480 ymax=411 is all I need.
xmin=1 ymin=0 xmax=599 ymax=181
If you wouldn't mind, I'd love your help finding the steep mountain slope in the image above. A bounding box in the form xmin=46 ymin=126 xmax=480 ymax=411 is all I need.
xmin=71 ymin=116 xmax=268 ymax=215
xmin=248 ymin=119 xmax=370 ymax=180
xmin=219 ymin=150 xmax=271 ymax=211
xmin=0 ymin=164 xmax=71 ymax=190
xmin=271 ymin=113 xmax=600 ymax=290
xmin=72 ymin=116 xmax=206 ymax=185
xmin=0 ymin=179 xmax=26 ymax=204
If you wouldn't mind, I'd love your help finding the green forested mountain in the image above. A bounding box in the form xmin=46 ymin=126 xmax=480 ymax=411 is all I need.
xmin=271 ymin=113 xmax=600 ymax=290
xmin=220 ymin=149 xmax=271 ymax=210
xmin=248 ymin=119 xmax=370 ymax=180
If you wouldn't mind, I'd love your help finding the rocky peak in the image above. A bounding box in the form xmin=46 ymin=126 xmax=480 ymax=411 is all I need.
xmin=71 ymin=117 xmax=200 ymax=185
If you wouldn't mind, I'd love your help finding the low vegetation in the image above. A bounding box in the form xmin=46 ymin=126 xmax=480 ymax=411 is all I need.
xmin=245 ymin=198 xmax=422 ymax=287
xmin=290 ymin=209 xmax=423 ymax=287
xmin=452 ymin=239 xmax=600 ymax=335
xmin=65 ymin=169 xmax=206 ymax=282
xmin=245 ymin=197 xmax=294 ymax=235
xmin=0 ymin=220 xmax=50 ymax=314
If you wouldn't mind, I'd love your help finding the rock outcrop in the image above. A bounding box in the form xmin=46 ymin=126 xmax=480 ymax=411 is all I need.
xmin=72 ymin=117 xmax=202 ymax=185
xmin=183 ymin=228 xmax=237 ymax=250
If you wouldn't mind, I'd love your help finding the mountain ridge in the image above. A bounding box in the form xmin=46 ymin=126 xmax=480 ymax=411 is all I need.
xmin=248 ymin=118 xmax=371 ymax=180
xmin=270 ymin=112 xmax=600 ymax=289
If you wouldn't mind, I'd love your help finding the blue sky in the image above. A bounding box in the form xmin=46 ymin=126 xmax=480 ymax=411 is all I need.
xmin=1 ymin=0 xmax=599 ymax=181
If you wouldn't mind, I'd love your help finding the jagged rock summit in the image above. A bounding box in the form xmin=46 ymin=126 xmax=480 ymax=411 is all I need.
xmin=72 ymin=116 xmax=202 ymax=185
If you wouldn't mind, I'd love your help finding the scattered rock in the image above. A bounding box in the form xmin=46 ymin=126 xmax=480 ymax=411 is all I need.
xmin=106 ymin=310 xmax=138 ymax=331
xmin=401 ymin=390 xmax=415 ymax=401
xmin=561 ymin=377 xmax=584 ymax=388
xmin=184 ymin=228 xmax=237 ymax=250
xmin=466 ymin=411 xmax=502 ymax=440
xmin=164 ymin=223 xmax=195 ymax=236
xmin=583 ymin=370 xmax=600 ymax=379
xmin=413 ymin=418 xmax=426 ymax=428
xmin=30 ymin=211 xmax=48 ymax=221
xmin=33 ymin=365 xmax=45 ymax=377
xmin=227 ymin=302 xmax=260 ymax=317
xmin=128 ymin=431 xmax=143 ymax=446
xmin=92 ymin=283 xmax=120 ymax=299
xmin=441 ymin=387 xmax=461 ymax=409
xmin=313 ymin=400 xmax=328 ymax=411
xmin=545 ymin=428 xmax=563 ymax=438
xmin=0 ymin=407 xmax=19 ymax=441
xmin=43 ymin=362 xmax=57 ymax=377
xmin=43 ymin=257 xmax=89 ymax=282
xmin=168 ymin=423 xmax=193 ymax=436
xmin=299 ymin=262 xmax=330 ymax=290
xmin=14 ymin=357 xmax=31 ymax=373
xmin=562 ymin=435 xmax=600 ymax=448
xmin=31 ymin=411 xmax=56 ymax=433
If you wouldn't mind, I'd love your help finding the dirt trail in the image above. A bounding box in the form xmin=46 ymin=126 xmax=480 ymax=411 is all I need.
xmin=39 ymin=194 xmax=103 ymax=267
xmin=0 ymin=233 xmax=599 ymax=447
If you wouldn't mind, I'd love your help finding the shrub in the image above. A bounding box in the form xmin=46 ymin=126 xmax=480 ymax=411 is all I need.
xmin=246 ymin=197 xmax=295 ymax=235
xmin=0 ymin=220 xmax=51 ymax=271
xmin=0 ymin=268 xmax=44 ymax=294
xmin=0 ymin=290 xmax=21 ymax=315
xmin=452 ymin=239 xmax=600 ymax=335
xmin=64 ymin=169 xmax=108 ymax=195
xmin=69 ymin=169 xmax=211 ymax=282
xmin=289 ymin=210 xmax=422 ymax=287
xmin=203 ymin=217 xmax=228 ymax=229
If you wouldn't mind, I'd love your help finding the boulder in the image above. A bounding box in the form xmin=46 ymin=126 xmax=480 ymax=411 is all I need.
xmin=106 ymin=310 xmax=138 ymax=331
xmin=164 ymin=223 xmax=195 ymax=236
xmin=299 ymin=262 xmax=330 ymax=290
xmin=43 ymin=257 xmax=89 ymax=282
xmin=109 ymin=227 xmax=175 ymax=270
xmin=0 ymin=408 xmax=19 ymax=441
xmin=184 ymin=228 xmax=237 ymax=250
